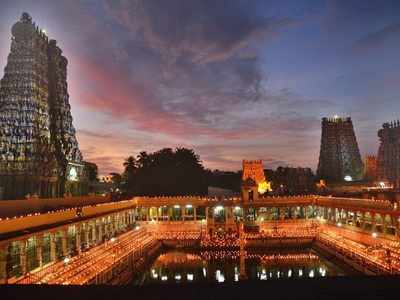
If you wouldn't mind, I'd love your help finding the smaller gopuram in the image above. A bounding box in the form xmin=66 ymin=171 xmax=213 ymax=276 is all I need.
xmin=377 ymin=120 xmax=400 ymax=189
xmin=241 ymin=160 xmax=271 ymax=203
xmin=364 ymin=155 xmax=377 ymax=182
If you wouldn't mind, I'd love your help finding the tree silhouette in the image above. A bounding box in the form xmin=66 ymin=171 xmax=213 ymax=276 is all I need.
xmin=122 ymin=156 xmax=137 ymax=194
xmin=122 ymin=148 xmax=208 ymax=196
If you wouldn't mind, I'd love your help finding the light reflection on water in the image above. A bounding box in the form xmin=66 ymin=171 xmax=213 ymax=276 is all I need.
xmin=134 ymin=249 xmax=348 ymax=285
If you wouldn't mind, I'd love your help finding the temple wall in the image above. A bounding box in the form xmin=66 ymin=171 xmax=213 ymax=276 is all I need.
xmin=0 ymin=195 xmax=111 ymax=218
xmin=0 ymin=198 xmax=137 ymax=235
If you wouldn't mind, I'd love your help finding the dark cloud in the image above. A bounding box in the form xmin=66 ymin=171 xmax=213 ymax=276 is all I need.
xmin=2 ymin=0 xmax=396 ymax=174
xmin=352 ymin=23 xmax=400 ymax=53
xmin=77 ymin=129 xmax=114 ymax=140
xmin=105 ymin=0 xmax=294 ymax=64
xmin=100 ymin=0 xmax=298 ymax=136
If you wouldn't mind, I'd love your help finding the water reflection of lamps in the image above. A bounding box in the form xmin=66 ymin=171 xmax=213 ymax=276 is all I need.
xmin=216 ymin=270 xmax=225 ymax=283
xmin=63 ymin=257 xmax=70 ymax=265
xmin=234 ymin=266 xmax=239 ymax=281
xmin=344 ymin=175 xmax=352 ymax=182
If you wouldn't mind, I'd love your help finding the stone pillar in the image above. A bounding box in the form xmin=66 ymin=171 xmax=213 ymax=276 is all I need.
xmin=182 ymin=207 xmax=185 ymax=221
xmin=360 ymin=213 xmax=366 ymax=230
xmin=117 ymin=213 xmax=121 ymax=231
xmin=104 ymin=221 xmax=109 ymax=238
xmin=50 ymin=233 xmax=56 ymax=262
xmin=76 ymin=225 xmax=82 ymax=255
xmin=205 ymin=207 xmax=209 ymax=223
xmin=113 ymin=215 xmax=118 ymax=234
xmin=125 ymin=213 xmax=129 ymax=227
xmin=98 ymin=223 xmax=103 ymax=243
xmin=121 ymin=213 xmax=125 ymax=227
xmin=84 ymin=226 xmax=90 ymax=248
xmin=279 ymin=208 xmax=285 ymax=220
xmin=117 ymin=213 xmax=121 ymax=230
xmin=0 ymin=244 xmax=8 ymax=284
xmin=371 ymin=213 xmax=376 ymax=232
xmin=194 ymin=206 xmax=197 ymax=221
xmin=92 ymin=223 xmax=97 ymax=243
xmin=383 ymin=217 xmax=388 ymax=235
xmin=20 ymin=240 xmax=27 ymax=275
xmin=61 ymin=230 xmax=68 ymax=257
xmin=394 ymin=217 xmax=400 ymax=238
xmin=36 ymin=236 xmax=43 ymax=268
xmin=145 ymin=209 xmax=149 ymax=222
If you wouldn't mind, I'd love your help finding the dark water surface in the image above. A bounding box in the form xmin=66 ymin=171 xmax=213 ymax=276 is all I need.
xmin=133 ymin=248 xmax=350 ymax=285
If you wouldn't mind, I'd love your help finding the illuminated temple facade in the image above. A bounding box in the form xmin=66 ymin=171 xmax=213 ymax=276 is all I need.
xmin=0 ymin=13 xmax=86 ymax=199
xmin=377 ymin=121 xmax=400 ymax=189
xmin=317 ymin=117 xmax=363 ymax=182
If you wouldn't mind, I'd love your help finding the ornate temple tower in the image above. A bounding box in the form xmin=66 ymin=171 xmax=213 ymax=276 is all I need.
xmin=0 ymin=13 xmax=85 ymax=199
xmin=377 ymin=121 xmax=400 ymax=189
xmin=317 ymin=117 xmax=363 ymax=182
xmin=363 ymin=155 xmax=377 ymax=182
xmin=241 ymin=160 xmax=272 ymax=202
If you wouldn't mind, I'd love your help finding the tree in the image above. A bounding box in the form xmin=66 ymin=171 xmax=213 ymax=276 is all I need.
xmin=122 ymin=156 xmax=137 ymax=195
xmin=122 ymin=148 xmax=208 ymax=196
xmin=84 ymin=161 xmax=98 ymax=182
xmin=110 ymin=172 xmax=122 ymax=189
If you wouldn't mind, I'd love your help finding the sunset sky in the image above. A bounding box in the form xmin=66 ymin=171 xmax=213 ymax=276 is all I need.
xmin=0 ymin=0 xmax=399 ymax=175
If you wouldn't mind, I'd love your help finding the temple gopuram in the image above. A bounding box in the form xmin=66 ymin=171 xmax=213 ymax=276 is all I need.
xmin=377 ymin=120 xmax=400 ymax=189
xmin=241 ymin=160 xmax=272 ymax=202
xmin=0 ymin=13 xmax=86 ymax=199
xmin=317 ymin=116 xmax=363 ymax=182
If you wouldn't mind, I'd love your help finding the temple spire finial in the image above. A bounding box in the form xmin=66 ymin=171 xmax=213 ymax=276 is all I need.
xmin=21 ymin=12 xmax=32 ymax=23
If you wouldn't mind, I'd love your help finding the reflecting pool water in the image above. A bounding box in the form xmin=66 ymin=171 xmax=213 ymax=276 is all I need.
xmin=133 ymin=249 xmax=350 ymax=285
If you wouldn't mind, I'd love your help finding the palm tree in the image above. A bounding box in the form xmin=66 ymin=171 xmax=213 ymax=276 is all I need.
xmin=123 ymin=156 xmax=137 ymax=195
xmin=123 ymin=156 xmax=137 ymax=173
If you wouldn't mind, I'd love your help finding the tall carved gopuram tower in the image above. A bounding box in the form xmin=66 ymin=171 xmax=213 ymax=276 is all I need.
xmin=0 ymin=13 xmax=86 ymax=199
xmin=377 ymin=120 xmax=400 ymax=189
xmin=317 ymin=116 xmax=363 ymax=182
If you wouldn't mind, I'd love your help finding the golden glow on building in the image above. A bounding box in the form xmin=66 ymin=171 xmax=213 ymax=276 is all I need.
xmin=258 ymin=180 xmax=272 ymax=194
